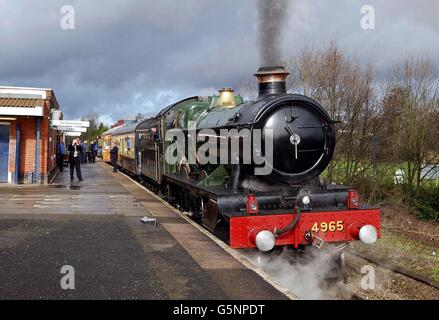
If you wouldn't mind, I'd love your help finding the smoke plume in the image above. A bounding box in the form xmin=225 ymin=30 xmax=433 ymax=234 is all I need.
xmin=241 ymin=248 xmax=337 ymax=299
xmin=257 ymin=0 xmax=290 ymax=66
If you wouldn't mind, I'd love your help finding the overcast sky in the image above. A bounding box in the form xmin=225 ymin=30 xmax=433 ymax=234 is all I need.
xmin=1 ymin=0 xmax=438 ymax=124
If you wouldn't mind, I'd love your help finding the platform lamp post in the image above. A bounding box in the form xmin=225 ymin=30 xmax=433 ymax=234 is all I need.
xmin=14 ymin=123 xmax=21 ymax=184
xmin=35 ymin=118 xmax=41 ymax=184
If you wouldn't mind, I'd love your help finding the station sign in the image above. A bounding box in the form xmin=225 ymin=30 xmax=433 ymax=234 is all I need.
xmin=50 ymin=120 xmax=90 ymax=128
xmin=64 ymin=132 xmax=83 ymax=137
xmin=52 ymin=126 xmax=87 ymax=132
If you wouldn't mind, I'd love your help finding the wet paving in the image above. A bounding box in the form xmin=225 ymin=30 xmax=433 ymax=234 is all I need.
xmin=0 ymin=163 xmax=146 ymax=216
xmin=0 ymin=161 xmax=288 ymax=300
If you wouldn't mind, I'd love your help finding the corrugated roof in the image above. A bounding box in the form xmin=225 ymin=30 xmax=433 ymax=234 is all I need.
xmin=110 ymin=122 xmax=143 ymax=136
xmin=0 ymin=97 xmax=44 ymax=108
xmin=101 ymin=125 xmax=124 ymax=136
xmin=104 ymin=118 xmax=157 ymax=136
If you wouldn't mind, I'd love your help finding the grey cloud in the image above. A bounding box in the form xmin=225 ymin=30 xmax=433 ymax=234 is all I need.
xmin=0 ymin=0 xmax=437 ymax=123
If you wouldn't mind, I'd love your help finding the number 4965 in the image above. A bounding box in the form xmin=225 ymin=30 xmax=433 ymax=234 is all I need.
xmin=311 ymin=221 xmax=344 ymax=233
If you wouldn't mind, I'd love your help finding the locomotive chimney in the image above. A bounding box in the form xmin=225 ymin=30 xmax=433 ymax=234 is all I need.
xmin=254 ymin=66 xmax=289 ymax=98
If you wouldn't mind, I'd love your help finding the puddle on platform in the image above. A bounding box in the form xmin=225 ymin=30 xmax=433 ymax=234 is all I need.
xmin=48 ymin=184 xmax=83 ymax=190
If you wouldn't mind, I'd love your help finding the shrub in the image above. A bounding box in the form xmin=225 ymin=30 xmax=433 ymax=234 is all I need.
xmin=415 ymin=186 xmax=439 ymax=221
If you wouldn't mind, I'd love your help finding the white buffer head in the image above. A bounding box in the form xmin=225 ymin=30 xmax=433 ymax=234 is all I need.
xmin=255 ymin=230 xmax=276 ymax=252
xmin=359 ymin=225 xmax=378 ymax=244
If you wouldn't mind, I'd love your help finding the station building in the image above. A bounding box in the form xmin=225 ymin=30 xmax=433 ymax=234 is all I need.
xmin=0 ymin=86 xmax=62 ymax=184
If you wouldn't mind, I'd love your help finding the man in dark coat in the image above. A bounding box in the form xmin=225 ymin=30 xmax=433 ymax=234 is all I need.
xmin=110 ymin=142 xmax=118 ymax=172
xmin=90 ymin=141 xmax=97 ymax=163
xmin=68 ymin=138 xmax=83 ymax=182
xmin=57 ymin=140 xmax=65 ymax=172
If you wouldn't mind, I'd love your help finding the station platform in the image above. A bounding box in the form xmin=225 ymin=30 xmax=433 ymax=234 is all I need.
xmin=0 ymin=161 xmax=288 ymax=300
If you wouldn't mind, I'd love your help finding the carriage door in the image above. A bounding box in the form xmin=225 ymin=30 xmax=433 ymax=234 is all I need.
xmin=153 ymin=123 xmax=161 ymax=182
xmin=0 ymin=124 xmax=10 ymax=182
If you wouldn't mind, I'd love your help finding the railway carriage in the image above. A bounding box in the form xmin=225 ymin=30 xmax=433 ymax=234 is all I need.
xmin=110 ymin=124 xmax=137 ymax=173
xmin=99 ymin=127 xmax=120 ymax=162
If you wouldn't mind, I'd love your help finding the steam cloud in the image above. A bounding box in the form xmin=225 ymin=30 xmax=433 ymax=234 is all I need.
xmin=257 ymin=0 xmax=290 ymax=66
xmin=241 ymin=248 xmax=337 ymax=299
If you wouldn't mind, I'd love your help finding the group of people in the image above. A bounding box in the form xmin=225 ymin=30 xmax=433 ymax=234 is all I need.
xmin=57 ymin=138 xmax=119 ymax=182
xmin=73 ymin=140 xmax=99 ymax=164
xmin=57 ymin=138 xmax=102 ymax=182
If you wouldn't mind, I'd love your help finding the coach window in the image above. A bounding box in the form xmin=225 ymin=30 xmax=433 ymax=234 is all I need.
xmin=152 ymin=125 xmax=160 ymax=142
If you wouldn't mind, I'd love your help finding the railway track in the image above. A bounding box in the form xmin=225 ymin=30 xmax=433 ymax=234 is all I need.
xmin=346 ymin=250 xmax=439 ymax=290
xmin=332 ymin=250 xmax=439 ymax=300
xmin=336 ymin=286 xmax=364 ymax=300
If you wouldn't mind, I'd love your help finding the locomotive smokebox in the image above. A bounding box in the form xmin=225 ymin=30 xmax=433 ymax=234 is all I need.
xmin=254 ymin=66 xmax=289 ymax=98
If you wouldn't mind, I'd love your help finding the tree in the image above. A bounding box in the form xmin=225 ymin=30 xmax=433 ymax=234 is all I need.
xmin=382 ymin=56 xmax=439 ymax=197
xmin=286 ymin=42 xmax=382 ymax=190
xmin=80 ymin=112 xmax=108 ymax=143
xmin=237 ymin=75 xmax=258 ymax=101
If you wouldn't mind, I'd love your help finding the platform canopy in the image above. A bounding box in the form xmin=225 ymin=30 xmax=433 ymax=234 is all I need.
xmin=0 ymin=86 xmax=51 ymax=117
xmin=0 ymin=97 xmax=44 ymax=116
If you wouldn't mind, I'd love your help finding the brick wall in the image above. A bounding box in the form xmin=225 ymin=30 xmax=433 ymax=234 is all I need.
xmin=4 ymin=88 xmax=62 ymax=184
xmin=7 ymin=102 xmax=59 ymax=183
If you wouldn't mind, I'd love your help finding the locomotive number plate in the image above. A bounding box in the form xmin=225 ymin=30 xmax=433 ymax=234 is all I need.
xmin=311 ymin=221 xmax=344 ymax=233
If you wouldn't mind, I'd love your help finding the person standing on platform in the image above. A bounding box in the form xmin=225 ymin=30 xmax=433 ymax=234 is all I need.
xmin=78 ymin=139 xmax=83 ymax=164
xmin=68 ymin=138 xmax=83 ymax=182
xmin=80 ymin=140 xmax=87 ymax=164
xmin=86 ymin=142 xmax=92 ymax=163
xmin=90 ymin=141 xmax=96 ymax=163
xmin=93 ymin=141 xmax=99 ymax=163
xmin=110 ymin=142 xmax=119 ymax=172
xmin=57 ymin=140 xmax=65 ymax=172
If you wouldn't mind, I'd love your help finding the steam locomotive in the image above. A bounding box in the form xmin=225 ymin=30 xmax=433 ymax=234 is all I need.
xmin=102 ymin=66 xmax=380 ymax=254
